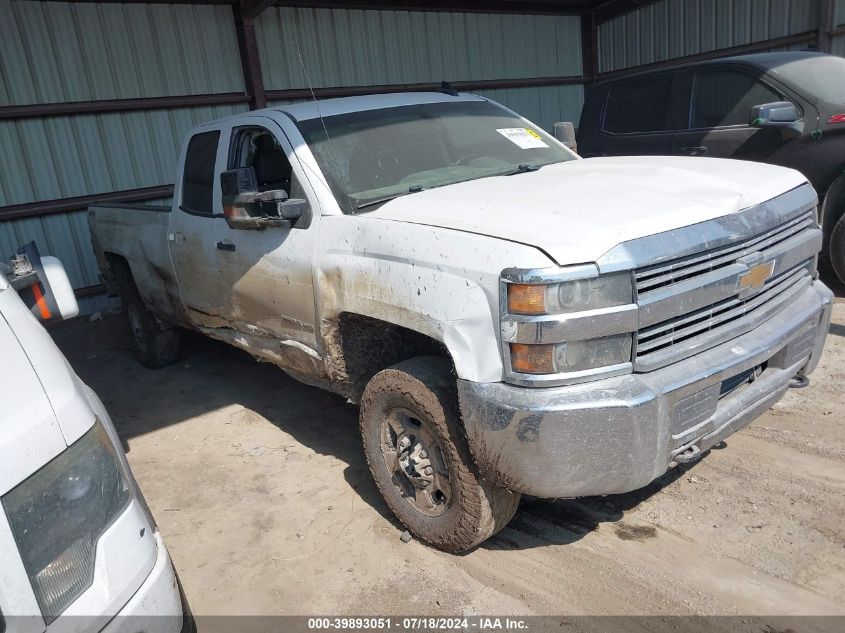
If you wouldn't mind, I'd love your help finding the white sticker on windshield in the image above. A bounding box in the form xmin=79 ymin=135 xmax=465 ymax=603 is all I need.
xmin=496 ymin=127 xmax=549 ymax=149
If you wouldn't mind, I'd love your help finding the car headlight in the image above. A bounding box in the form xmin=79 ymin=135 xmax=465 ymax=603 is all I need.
xmin=507 ymin=272 xmax=632 ymax=315
xmin=502 ymin=267 xmax=637 ymax=385
xmin=2 ymin=420 xmax=131 ymax=622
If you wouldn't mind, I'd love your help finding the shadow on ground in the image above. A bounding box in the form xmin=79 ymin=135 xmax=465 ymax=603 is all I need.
xmin=52 ymin=313 xmax=732 ymax=553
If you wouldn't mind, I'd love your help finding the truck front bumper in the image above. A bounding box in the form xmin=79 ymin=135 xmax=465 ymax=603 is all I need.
xmin=101 ymin=531 xmax=184 ymax=633
xmin=458 ymin=280 xmax=833 ymax=498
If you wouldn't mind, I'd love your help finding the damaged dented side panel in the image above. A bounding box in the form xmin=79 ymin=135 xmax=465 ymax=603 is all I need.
xmin=315 ymin=215 xmax=552 ymax=385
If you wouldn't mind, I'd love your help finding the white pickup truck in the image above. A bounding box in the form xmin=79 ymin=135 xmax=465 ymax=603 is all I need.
xmin=89 ymin=92 xmax=833 ymax=553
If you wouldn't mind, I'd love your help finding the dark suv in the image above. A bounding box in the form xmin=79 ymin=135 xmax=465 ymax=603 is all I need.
xmin=578 ymin=52 xmax=845 ymax=282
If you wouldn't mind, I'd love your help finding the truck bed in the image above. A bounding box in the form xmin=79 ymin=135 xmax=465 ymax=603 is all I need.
xmin=88 ymin=204 xmax=185 ymax=323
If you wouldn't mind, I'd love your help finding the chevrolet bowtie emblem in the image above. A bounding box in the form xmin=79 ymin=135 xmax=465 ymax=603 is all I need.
xmin=738 ymin=261 xmax=775 ymax=291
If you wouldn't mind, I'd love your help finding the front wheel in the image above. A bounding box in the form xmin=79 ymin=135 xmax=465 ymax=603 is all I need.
xmin=359 ymin=357 xmax=520 ymax=553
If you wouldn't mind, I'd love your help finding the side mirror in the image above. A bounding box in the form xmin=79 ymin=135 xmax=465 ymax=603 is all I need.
xmin=750 ymin=101 xmax=802 ymax=132
xmin=220 ymin=168 xmax=305 ymax=230
xmin=4 ymin=243 xmax=79 ymax=323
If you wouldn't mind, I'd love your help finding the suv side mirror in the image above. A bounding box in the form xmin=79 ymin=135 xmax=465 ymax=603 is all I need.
xmin=750 ymin=101 xmax=802 ymax=132
xmin=220 ymin=168 xmax=305 ymax=230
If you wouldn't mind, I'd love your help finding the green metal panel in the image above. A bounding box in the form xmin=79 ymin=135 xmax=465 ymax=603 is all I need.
xmin=0 ymin=0 xmax=244 ymax=105
xmin=598 ymin=0 xmax=821 ymax=73
xmin=255 ymin=7 xmax=583 ymax=89
xmin=0 ymin=104 xmax=248 ymax=207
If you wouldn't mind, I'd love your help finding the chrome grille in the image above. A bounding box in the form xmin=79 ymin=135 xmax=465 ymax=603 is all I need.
xmin=633 ymin=209 xmax=819 ymax=370
xmin=635 ymin=210 xmax=814 ymax=293
xmin=637 ymin=261 xmax=813 ymax=356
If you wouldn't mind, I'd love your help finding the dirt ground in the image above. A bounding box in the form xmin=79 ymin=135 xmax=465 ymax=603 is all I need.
xmin=51 ymin=270 xmax=845 ymax=622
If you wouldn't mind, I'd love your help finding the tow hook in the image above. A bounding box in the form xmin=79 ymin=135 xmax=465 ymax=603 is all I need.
xmin=789 ymin=372 xmax=810 ymax=389
xmin=673 ymin=444 xmax=702 ymax=464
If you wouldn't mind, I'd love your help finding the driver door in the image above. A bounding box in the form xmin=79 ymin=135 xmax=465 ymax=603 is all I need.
xmin=169 ymin=118 xmax=319 ymax=352
xmin=214 ymin=119 xmax=320 ymax=350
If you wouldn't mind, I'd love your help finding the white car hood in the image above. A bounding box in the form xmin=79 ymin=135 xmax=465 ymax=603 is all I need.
xmin=367 ymin=156 xmax=809 ymax=266
xmin=0 ymin=279 xmax=95 ymax=494
xmin=0 ymin=286 xmax=66 ymax=494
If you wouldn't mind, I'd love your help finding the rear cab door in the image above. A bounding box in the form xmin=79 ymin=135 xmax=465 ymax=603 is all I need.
xmin=579 ymin=70 xmax=687 ymax=157
xmin=671 ymin=62 xmax=813 ymax=159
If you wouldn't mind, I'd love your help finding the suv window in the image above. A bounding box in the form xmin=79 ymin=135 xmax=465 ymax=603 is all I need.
xmin=182 ymin=131 xmax=220 ymax=214
xmin=690 ymin=70 xmax=783 ymax=129
xmin=603 ymin=76 xmax=673 ymax=134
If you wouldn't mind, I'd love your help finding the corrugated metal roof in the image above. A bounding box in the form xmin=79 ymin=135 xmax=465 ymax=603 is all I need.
xmin=598 ymin=0 xmax=821 ymax=73
xmin=0 ymin=0 xmax=244 ymax=105
xmin=255 ymin=7 xmax=582 ymax=90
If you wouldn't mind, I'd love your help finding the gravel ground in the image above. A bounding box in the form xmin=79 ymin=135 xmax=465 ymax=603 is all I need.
xmin=51 ymin=270 xmax=845 ymax=625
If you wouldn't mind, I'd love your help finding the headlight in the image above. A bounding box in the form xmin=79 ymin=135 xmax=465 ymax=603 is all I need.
xmin=502 ymin=267 xmax=637 ymax=386
xmin=507 ymin=272 xmax=632 ymax=315
xmin=510 ymin=334 xmax=633 ymax=374
xmin=2 ymin=420 xmax=131 ymax=622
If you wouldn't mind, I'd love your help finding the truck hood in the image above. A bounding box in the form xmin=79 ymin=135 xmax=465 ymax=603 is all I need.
xmin=367 ymin=156 xmax=809 ymax=266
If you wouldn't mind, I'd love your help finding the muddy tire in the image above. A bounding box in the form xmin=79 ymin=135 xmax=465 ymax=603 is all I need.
xmin=114 ymin=262 xmax=181 ymax=368
xmin=831 ymin=214 xmax=845 ymax=286
xmin=360 ymin=356 xmax=520 ymax=553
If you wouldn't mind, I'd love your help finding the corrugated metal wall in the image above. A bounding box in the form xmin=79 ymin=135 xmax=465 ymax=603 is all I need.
xmin=598 ymin=0 xmax=821 ymax=72
xmin=2 ymin=1 xmax=585 ymax=314
xmin=3 ymin=0 xmax=838 ymax=315
xmin=256 ymin=7 xmax=585 ymax=130
xmin=0 ymin=0 xmax=249 ymax=311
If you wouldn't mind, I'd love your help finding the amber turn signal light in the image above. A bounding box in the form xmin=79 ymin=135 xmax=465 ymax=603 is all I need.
xmin=507 ymin=284 xmax=547 ymax=315
xmin=510 ymin=343 xmax=555 ymax=374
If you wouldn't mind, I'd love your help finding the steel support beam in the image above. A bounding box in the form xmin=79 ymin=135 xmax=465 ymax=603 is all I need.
xmin=233 ymin=4 xmax=268 ymax=109
xmin=272 ymin=1 xmax=593 ymax=15
xmin=594 ymin=0 xmax=661 ymax=24
xmin=0 ymin=93 xmax=250 ymax=121
xmin=241 ymin=0 xmax=277 ymax=19
xmin=819 ymin=0 xmax=836 ymax=52
xmin=0 ymin=185 xmax=175 ymax=221
xmin=580 ymin=10 xmax=598 ymax=82
xmin=266 ymin=75 xmax=586 ymax=101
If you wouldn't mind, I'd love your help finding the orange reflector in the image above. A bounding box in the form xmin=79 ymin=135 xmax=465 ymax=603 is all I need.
xmin=507 ymin=284 xmax=547 ymax=315
xmin=510 ymin=343 xmax=555 ymax=374
xmin=31 ymin=282 xmax=52 ymax=321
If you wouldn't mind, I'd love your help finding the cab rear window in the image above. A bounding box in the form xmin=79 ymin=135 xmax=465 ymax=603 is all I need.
xmin=182 ymin=131 xmax=220 ymax=214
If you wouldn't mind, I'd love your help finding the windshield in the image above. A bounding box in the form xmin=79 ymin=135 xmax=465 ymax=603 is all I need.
xmin=768 ymin=56 xmax=845 ymax=105
xmin=296 ymin=100 xmax=575 ymax=213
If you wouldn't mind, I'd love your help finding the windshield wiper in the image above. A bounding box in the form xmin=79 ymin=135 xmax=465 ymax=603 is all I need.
xmin=356 ymin=185 xmax=424 ymax=210
xmin=504 ymin=163 xmax=541 ymax=175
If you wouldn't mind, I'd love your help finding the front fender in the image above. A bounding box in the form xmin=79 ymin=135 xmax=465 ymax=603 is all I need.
xmin=315 ymin=216 xmax=554 ymax=383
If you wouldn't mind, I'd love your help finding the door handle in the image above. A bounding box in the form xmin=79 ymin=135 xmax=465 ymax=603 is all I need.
xmin=216 ymin=241 xmax=236 ymax=252
xmin=682 ymin=145 xmax=708 ymax=156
